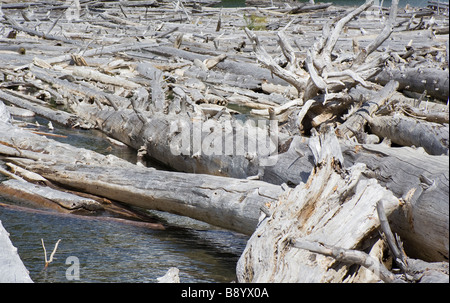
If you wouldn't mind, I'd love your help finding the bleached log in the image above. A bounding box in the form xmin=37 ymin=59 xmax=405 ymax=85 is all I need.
xmin=17 ymin=161 xmax=282 ymax=235
xmin=0 ymin=121 xmax=283 ymax=235
xmin=0 ymin=89 xmax=88 ymax=128
xmin=367 ymin=114 xmax=449 ymax=156
xmin=70 ymin=102 xmax=278 ymax=179
xmin=2 ymin=13 xmax=79 ymax=45
xmin=0 ymin=179 xmax=103 ymax=212
xmin=236 ymin=128 xmax=401 ymax=282
xmin=71 ymin=66 xmax=140 ymax=90
xmin=372 ymin=67 xmax=449 ymax=101
xmin=336 ymin=80 xmax=399 ymax=139
xmin=0 ymin=220 xmax=33 ymax=283
xmin=344 ymin=143 xmax=449 ymax=261
xmin=30 ymin=66 xmax=130 ymax=109
xmin=146 ymin=45 xmax=289 ymax=86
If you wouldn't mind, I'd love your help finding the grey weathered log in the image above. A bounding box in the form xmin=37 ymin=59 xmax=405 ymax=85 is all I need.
xmin=0 ymin=220 xmax=33 ymax=283
xmin=70 ymin=102 xmax=278 ymax=179
xmin=2 ymin=13 xmax=80 ymax=45
xmin=0 ymin=121 xmax=283 ymax=235
xmin=25 ymin=162 xmax=283 ymax=235
xmin=371 ymin=67 xmax=449 ymax=101
xmin=337 ymin=80 xmax=399 ymax=139
xmin=344 ymin=143 xmax=449 ymax=261
xmin=0 ymin=179 xmax=103 ymax=212
xmin=367 ymin=114 xmax=449 ymax=156
xmin=0 ymin=89 xmax=88 ymax=128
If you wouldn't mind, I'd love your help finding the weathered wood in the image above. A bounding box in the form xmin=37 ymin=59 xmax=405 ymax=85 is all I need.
xmin=1 ymin=1 xmax=448 ymax=282
xmin=257 ymin=135 xmax=449 ymax=262
xmin=70 ymin=102 xmax=279 ymax=179
xmin=0 ymin=89 xmax=89 ymax=128
xmin=337 ymin=80 xmax=399 ymax=139
xmin=0 ymin=179 xmax=103 ymax=212
xmin=345 ymin=143 xmax=449 ymax=262
xmin=17 ymin=161 xmax=282 ymax=235
xmin=367 ymin=114 xmax=449 ymax=156
xmin=236 ymin=129 xmax=401 ymax=282
xmin=372 ymin=67 xmax=449 ymax=101
xmin=0 ymin=220 xmax=33 ymax=283
xmin=0 ymin=119 xmax=283 ymax=235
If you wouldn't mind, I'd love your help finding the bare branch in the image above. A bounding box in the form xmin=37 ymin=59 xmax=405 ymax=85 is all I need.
xmin=291 ymin=238 xmax=395 ymax=283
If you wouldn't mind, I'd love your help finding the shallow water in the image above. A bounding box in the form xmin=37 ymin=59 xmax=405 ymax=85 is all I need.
xmin=0 ymin=116 xmax=249 ymax=283
xmin=0 ymin=206 xmax=248 ymax=283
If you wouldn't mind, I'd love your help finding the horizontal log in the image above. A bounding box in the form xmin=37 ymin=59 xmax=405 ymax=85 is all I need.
xmin=19 ymin=162 xmax=283 ymax=235
xmin=0 ymin=179 xmax=103 ymax=212
xmin=0 ymin=89 xmax=88 ymax=128
xmin=371 ymin=67 xmax=449 ymax=101
xmin=368 ymin=114 xmax=449 ymax=156
xmin=0 ymin=120 xmax=283 ymax=235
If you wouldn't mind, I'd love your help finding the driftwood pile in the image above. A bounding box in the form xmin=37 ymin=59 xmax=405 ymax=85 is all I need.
xmin=0 ymin=0 xmax=448 ymax=283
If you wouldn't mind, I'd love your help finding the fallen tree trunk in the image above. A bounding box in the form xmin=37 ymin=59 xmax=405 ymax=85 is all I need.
xmin=367 ymin=114 xmax=449 ymax=156
xmin=0 ymin=179 xmax=103 ymax=212
xmin=344 ymin=143 xmax=449 ymax=262
xmin=0 ymin=89 xmax=89 ymax=128
xmin=71 ymin=102 xmax=278 ymax=179
xmin=0 ymin=119 xmax=283 ymax=235
xmin=12 ymin=161 xmax=283 ymax=235
xmin=371 ymin=67 xmax=449 ymax=102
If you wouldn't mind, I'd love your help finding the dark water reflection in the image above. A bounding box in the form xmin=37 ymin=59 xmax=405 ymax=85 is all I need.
xmin=0 ymin=206 xmax=248 ymax=283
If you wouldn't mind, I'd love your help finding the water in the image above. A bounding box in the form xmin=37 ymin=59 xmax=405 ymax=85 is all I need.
xmin=0 ymin=116 xmax=249 ymax=283
xmin=0 ymin=207 xmax=248 ymax=283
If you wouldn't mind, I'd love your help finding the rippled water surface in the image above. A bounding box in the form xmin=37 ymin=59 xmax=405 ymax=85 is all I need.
xmin=0 ymin=207 xmax=248 ymax=283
